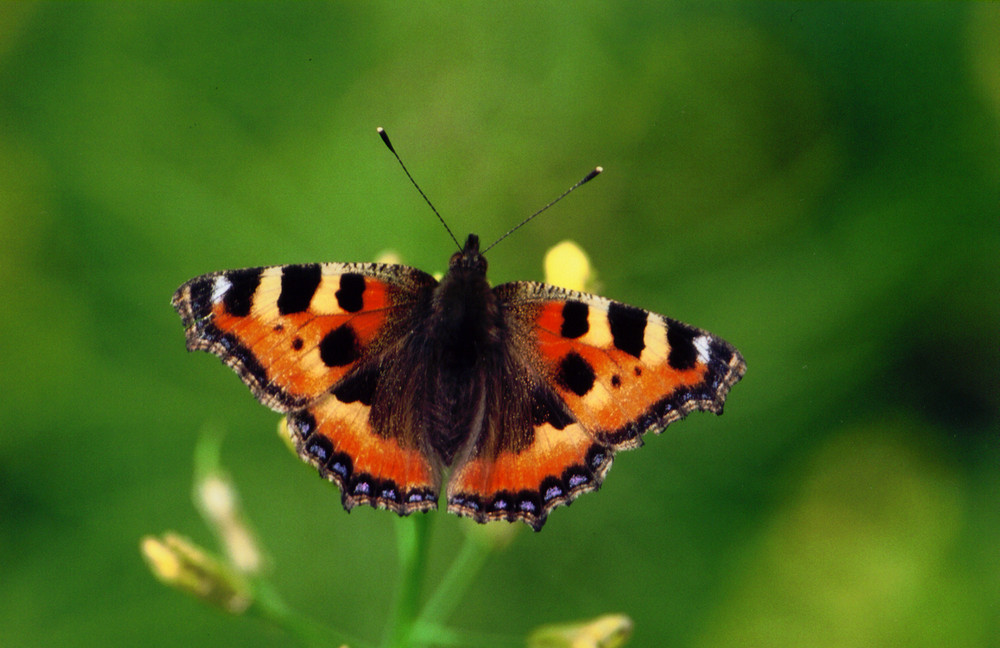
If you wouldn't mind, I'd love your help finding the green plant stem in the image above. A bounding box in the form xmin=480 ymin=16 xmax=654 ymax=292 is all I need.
xmin=409 ymin=622 xmax=521 ymax=648
xmin=383 ymin=514 xmax=432 ymax=648
xmin=252 ymin=579 xmax=365 ymax=648
xmin=416 ymin=531 xmax=492 ymax=630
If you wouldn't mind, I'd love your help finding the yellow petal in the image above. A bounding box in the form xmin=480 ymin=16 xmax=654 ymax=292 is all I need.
xmin=544 ymin=240 xmax=594 ymax=292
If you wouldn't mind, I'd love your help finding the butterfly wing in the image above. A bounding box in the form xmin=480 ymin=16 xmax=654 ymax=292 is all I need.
xmin=172 ymin=262 xmax=444 ymax=514
xmin=447 ymin=281 xmax=746 ymax=530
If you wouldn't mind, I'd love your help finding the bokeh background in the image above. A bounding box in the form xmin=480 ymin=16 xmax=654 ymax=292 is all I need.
xmin=2 ymin=3 xmax=997 ymax=646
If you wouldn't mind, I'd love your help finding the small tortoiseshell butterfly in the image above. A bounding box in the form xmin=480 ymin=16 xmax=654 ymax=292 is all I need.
xmin=172 ymin=130 xmax=746 ymax=530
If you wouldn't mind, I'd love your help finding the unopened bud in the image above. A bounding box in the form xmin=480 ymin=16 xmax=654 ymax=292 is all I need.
xmin=141 ymin=533 xmax=251 ymax=613
xmin=528 ymin=613 xmax=633 ymax=648
xmin=544 ymin=241 xmax=595 ymax=292
xmin=196 ymin=473 xmax=263 ymax=574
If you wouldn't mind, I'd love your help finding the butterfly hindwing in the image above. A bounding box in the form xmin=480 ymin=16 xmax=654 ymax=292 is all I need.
xmin=285 ymin=396 xmax=441 ymax=515
xmin=447 ymin=281 xmax=746 ymax=529
xmin=447 ymin=416 xmax=613 ymax=530
xmin=172 ymin=262 xmax=444 ymax=511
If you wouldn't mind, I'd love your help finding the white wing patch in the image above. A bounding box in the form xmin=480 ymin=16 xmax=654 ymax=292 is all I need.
xmin=693 ymin=334 xmax=712 ymax=365
xmin=211 ymin=275 xmax=232 ymax=303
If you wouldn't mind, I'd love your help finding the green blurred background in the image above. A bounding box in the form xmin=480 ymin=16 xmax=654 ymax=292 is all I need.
xmin=2 ymin=3 xmax=997 ymax=646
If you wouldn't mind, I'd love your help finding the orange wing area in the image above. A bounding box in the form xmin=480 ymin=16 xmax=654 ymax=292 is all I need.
xmin=532 ymin=305 xmax=704 ymax=446
xmin=523 ymin=288 xmax=746 ymax=449
xmin=447 ymin=422 xmax=612 ymax=530
xmin=454 ymin=281 xmax=746 ymax=530
xmin=213 ymin=306 xmax=388 ymax=409
xmin=285 ymin=395 xmax=440 ymax=515
xmin=172 ymin=262 xmax=435 ymax=412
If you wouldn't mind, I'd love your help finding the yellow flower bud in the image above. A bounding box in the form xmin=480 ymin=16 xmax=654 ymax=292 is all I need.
xmin=277 ymin=416 xmax=298 ymax=455
xmin=544 ymin=241 xmax=595 ymax=292
xmin=140 ymin=533 xmax=251 ymax=613
xmin=528 ymin=613 xmax=633 ymax=648
xmin=375 ymin=250 xmax=403 ymax=266
xmin=196 ymin=472 xmax=263 ymax=574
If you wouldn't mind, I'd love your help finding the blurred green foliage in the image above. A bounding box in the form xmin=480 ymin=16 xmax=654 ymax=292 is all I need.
xmin=1 ymin=3 xmax=997 ymax=646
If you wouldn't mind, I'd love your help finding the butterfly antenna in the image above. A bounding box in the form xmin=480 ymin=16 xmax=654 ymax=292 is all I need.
xmin=482 ymin=166 xmax=603 ymax=253
xmin=377 ymin=127 xmax=462 ymax=251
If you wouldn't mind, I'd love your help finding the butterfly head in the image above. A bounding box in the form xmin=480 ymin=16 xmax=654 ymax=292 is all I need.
xmin=449 ymin=233 xmax=488 ymax=274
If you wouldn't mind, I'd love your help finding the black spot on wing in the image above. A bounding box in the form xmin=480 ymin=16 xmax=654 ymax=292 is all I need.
xmin=320 ymin=325 xmax=360 ymax=367
xmin=449 ymin=493 xmax=482 ymax=515
xmin=333 ymin=364 xmax=379 ymax=406
xmin=406 ymin=490 xmax=435 ymax=505
xmin=378 ymin=480 xmax=400 ymax=502
xmin=556 ymin=352 xmax=595 ymax=397
xmin=560 ymin=301 xmax=589 ymax=338
xmin=278 ymin=264 xmax=321 ymax=315
xmin=608 ymin=302 xmax=647 ymax=358
xmin=561 ymin=443 xmax=611 ymax=491
xmin=587 ymin=444 xmax=609 ymax=472
xmin=540 ymin=476 xmax=566 ymax=503
xmin=303 ymin=430 xmax=333 ymax=463
xmin=516 ymin=490 xmax=542 ymax=516
xmin=185 ymin=277 xmax=214 ymax=318
xmin=707 ymin=338 xmax=736 ymax=371
xmin=345 ymin=474 xmax=421 ymax=511
xmin=666 ymin=320 xmax=699 ymax=370
xmin=336 ymin=273 xmax=366 ymax=313
xmin=222 ymin=268 xmax=261 ymax=317
xmin=287 ymin=410 xmax=317 ymax=439
xmin=327 ymin=451 xmax=353 ymax=480
xmin=530 ymin=385 xmax=574 ymax=429
xmin=487 ymin=492 xmax=512 ymax=514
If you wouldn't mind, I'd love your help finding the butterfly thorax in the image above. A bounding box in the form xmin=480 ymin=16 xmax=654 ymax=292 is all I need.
xmin=432 ymin=235 xmax=499 ymax=360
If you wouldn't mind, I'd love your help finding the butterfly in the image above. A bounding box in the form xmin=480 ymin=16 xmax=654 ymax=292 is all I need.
xmin=172 ymin=131 xmax=746 ymax=531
